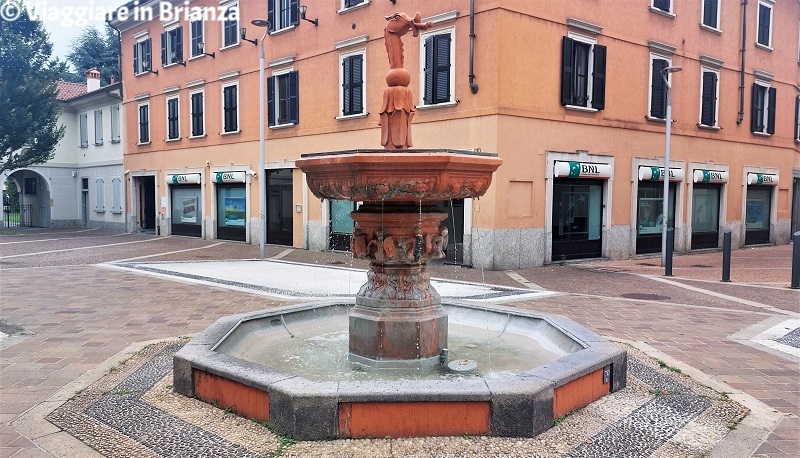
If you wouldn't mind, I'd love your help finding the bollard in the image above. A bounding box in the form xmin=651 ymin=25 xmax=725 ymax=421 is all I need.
xmin=792 ymin=231 xmax=800 ymax=289
xmin=722 ymin=229 xmax=732 ymax=282
xmin=664 ymin=227 xmax=674 ymax=277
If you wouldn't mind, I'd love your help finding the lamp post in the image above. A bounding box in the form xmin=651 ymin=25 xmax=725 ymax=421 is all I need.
xmin=252 ymin=18 xmax=270 ymax=260
xmin=660 ymin=66 xmax=682 ymax=273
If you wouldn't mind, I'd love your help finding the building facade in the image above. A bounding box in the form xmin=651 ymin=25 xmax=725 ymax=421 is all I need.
xmin=111 ymin=0 xmax=800 ymax=268
xmin=4 ymin=69 xmax=126 ymax=230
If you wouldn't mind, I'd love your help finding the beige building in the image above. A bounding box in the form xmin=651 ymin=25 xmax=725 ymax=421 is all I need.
xmin=110 ymin=0 xmax=799 ymax=268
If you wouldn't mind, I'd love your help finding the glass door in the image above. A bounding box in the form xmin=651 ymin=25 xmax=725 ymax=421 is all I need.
xmin=636 ymin=182 xmax=676 ymax=254
xmin=691 ymin=184 xmax=720 ymax=249
xmin=217 ymin=185 xmax=246 ymax=242
xmin=329 ymin=199 xmax=355 ymax=251
xmin=552 ymin=179 xmax=603 ymax=260
xmin=745 ymin=186 xmax=771 ymax=245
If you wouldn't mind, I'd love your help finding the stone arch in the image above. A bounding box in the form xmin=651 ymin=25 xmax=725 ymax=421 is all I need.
xmin=4 ymin=169 xmax=51 ymax=228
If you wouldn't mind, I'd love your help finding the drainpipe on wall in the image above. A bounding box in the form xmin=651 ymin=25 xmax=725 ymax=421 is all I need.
xmin=468 ymin=0 xmax=479 ymax=94
xmin=737 ymin=0 xmax=747 ymax=124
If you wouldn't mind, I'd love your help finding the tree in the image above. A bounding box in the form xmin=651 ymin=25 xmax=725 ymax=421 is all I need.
xmin=0 ymin=7 xmax=66 ymax=174
xmin=66 ymin=24 xmax=120 ymax=86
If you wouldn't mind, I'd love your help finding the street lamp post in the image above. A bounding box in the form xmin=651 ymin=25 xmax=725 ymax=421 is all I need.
xmin=252 ymin=19 xmax=270 ymax=260
xmin=660 ymin=66 xmax=682 ymax=273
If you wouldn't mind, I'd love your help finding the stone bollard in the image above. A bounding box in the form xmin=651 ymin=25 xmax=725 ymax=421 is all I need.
xmin=722 ymin=229 xmax=732 ymax=283
xmin=665 ymin=227 xmax=674 ymax=277
xmin=792 ymin=231 xmax=800 ymax=289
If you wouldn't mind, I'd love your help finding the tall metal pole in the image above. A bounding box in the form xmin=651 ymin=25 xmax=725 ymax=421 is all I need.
xmin=661 ymin=78 xmax=672 ymax=270
xmin=258 ymin=31 xmax=267 ymax=260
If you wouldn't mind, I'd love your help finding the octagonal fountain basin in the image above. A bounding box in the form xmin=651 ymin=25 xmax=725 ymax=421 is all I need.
xmin=174 ymin=301 xmax=626 ymax=440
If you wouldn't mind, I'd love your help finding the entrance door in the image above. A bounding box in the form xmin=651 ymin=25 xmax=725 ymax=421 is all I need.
xmin=81 ymin=178 xmax=89 ymax=226
xmin=552 ymin=179 xmax=603 ymax=260
xmin=217 ymin=184 xmax=247 ymax=242
xmin=140 ymin=176 xmax=156 ymax=231
xmin=745 ymin=186 xmax=771 ymax=245
xmin=434 ymin=199 xmax=465 ymax=264
xmin=266 ymin=169 xmax=293 ymax=246
xmin=329 ymin=199 xmax=355 ymax=251
xmin=636 ymin=182 xmax=676 ymax=254
xmin=691 ymin=183 xmax=720 ymax=249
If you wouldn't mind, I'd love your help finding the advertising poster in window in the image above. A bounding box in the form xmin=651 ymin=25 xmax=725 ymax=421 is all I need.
xmin=745 ymin=199 xmax=764 ymax=229
xmin=638 ymin=198 xmax=663 ymax=234
xmin=181 ymin=197 xmax=198 ymax=223
xmin=224 ymin=197 xmax=246 ymax=227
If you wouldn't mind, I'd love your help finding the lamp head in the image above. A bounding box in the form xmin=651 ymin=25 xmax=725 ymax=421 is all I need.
xmin=251 ymin=18 xmax=270 ymax=28
xmin=239 ymin=27 xmax=247 ymax=40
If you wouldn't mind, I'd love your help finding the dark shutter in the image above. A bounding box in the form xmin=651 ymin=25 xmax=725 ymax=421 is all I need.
xmin=342 ymin=57 xmax=351 ymax=115
xmin=267 ymin=0 xmax=276 ymax=32
xmin=650 ymin=59 xmax=667 ymax=118
xmin=434 ymin=34 xmax=451 ymax=104
xmin=133 ymin=43 xmax=139 ymax=73
xmin=290 ymin=0 xmax=299 ymax=27
xmin=561 ymin=37 xmax=574 ymax=106
xmin=423 ymin=36 xmax=434 ymax=104
xmin=766 ymin=87 xmax=776 ymax=135
xmin=144 ymin=39 xmax=152 ymax=71
xmin=175 ymin=27 xmax=183 ymax=62
xmin=161 ymin=32 xmax=167 ymax=66
xmin=795 ymin=96 xmax=800 ymax=141
xmin=703 ymin=0 xmax=718 ymax=28
xmin=750 ymin=83 xmax=760 ymax=132
xmin=653 ymin=0 xmax=670 ymax=12
xmin=352 ymin=54 xmax=363 ymax=114
xmin=591 ymin=44 xmax=606 ymax=110
xmin=758 ymin=4 xmax=770 ymax=46
xmin=700 ymin=71 xmax=717 ymax=126
xmin=288 ymin=71 xmax=299 ymax=124
xmin=267 ymin=76 xmax=275 ymax=126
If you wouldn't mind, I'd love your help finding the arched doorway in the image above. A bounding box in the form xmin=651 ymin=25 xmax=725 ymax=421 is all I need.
xmin=5 ymin=170 xmax=50 ymax=228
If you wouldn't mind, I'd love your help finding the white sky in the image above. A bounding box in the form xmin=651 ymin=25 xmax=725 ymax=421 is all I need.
xmin=28 ymin=0 xmax=127 ymax=62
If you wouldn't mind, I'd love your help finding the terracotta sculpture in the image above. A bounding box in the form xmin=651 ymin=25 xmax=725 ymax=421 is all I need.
xmin=379 ymin=12 xmax=433 ymax=150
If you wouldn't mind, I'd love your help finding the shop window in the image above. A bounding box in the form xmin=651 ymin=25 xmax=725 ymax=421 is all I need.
xmin=561 ymin=34 xmax=606 ymax=110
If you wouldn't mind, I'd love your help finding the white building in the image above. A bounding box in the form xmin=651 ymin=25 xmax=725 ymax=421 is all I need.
xmin=5 ymin=69 xmax=127 ymax=230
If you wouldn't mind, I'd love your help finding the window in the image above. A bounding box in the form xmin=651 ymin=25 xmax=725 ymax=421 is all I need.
xmin=702 ymin=0 xmax=719 ymax=29
xmin=138 ymin=102 xmax=150 ymax=144
xmin=751 ymin=82 xmax=776 ymax=135
xmin=111 ymin=177 xmax=122 ymax=213
xmin=190 ymin=90 xmax=205 ymax=137
xmin=79 ymin=113 xmax=88 ymax=148
xmin=652 ymin=0 xmax=672 ymax=14
xmin=133 ymin=38 xmax=152 ymax=75
xmin=222 ymin=82 xmax=239 ymax=132
xmin=161 ymin=27 xmax=183 ymax=66
xmin=421 ymin=28 xmax=455 ymax=106
xmin=110 ymin=105 xmax=120 ymax=142
xmin=649 ymin=55 xmax=670 ymax=119
xmin=268 ymin=71 xmax=299 ymax=126
xmin=268 ymin=0 xmax=299 ymax=32
xmin=222 ymin=4 xmax=239 ymax=47
xmin=342 ymin=0 xmax=366 ymax=9
xmin=93 ymin=109 xmax=103 ymax=145
xmin=166 ymin=96 xmax=180 ymax=140
xmin=95 ymin=177 xmax=105 ymax=212
xmin=757 ymin=1 xmax=772 ymax=48
xmin=699 ymin=68 xmax=719 ymax=127
xmin=190 ymin=20 xmax=203 ymax=58
xmin=340 ymin=51 xmax=364 ymax=117
xmin=561 ymin=34 xmax=606 ymax=110
xmin=794 ymin=95 xmax=799 ymax=141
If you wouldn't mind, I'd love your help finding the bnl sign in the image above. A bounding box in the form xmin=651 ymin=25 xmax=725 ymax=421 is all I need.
xmin=554 ymin=161 xmax=613 ymax=179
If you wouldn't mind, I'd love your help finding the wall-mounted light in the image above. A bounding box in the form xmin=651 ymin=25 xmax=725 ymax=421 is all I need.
xmin=142 ymin=59 xmax=158 ymax=75
xmin=196 ymin=42 xmax=215 ymax=59
xmin=240 ymin=27 xmax=258 ymax=45
xmin=299 ymin=5 xmax=318 ymax=26
xmin=389 ymin=0 xmax=396 ymax=4
xmin=171 ymin=52 xmax=187 ymax=67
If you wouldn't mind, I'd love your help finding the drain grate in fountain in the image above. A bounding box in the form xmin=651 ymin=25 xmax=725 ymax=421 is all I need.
xmin=620 ymin=293 xmax=671 ymax=301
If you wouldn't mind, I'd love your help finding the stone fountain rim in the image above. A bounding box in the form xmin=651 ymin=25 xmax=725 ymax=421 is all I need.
xmin=298 ymin=148 xmax=499 ymax=159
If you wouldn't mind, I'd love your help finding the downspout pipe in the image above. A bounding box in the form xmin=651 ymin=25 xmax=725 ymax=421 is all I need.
xmin=469 ymin=0 xmax=479 ymax=94
xmin=737 ymin=0 xmax=747 ymax=124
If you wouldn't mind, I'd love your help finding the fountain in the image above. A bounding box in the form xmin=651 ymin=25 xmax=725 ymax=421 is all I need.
xmin=174 ymin=12 xmax=626 ymax=440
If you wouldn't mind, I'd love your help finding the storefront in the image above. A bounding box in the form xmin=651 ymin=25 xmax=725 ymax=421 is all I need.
xmin=329 ymin=199 xmax=355 ymax=251
xmin=266 ymin=168 xmax=294 ymax=246
xmin=551 ymin=161 xmax=611 ymax=261
xmin=214 ymin=171 xmax=247 ymax=242
xmin=167 ymin=173 xmax=202 ymax=238
xmin=744 ymin=172 xmax=777 ymax=245
xmin=691 ymin=169 xmax=727 ymax=249
xmin=636 ymin=166 xmax=683 ymax=254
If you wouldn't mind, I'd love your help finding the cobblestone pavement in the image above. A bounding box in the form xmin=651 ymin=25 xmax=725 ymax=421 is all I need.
xmin=1 ymin=227 xmax=798 ymax=457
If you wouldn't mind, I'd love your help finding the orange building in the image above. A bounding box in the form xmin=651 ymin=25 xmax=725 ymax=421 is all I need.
xmin=110 ymin=0 xmax=799 ymax=268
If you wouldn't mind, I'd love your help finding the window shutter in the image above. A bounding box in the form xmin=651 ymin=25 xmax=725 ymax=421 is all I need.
xmin=561 ymin=37 xmax=574 ymax=106
xmin=133 ymin=43 xmax=139 ymax=73
xmin=161 ymin=32 xmax=167 ymax=66
xmin=700 ymin=71 xmax=717 ymax=126
xmin=435 ymin=34 xmax=451 ymax=104
xmin=175 ymin=27 xmax=183 ymax=62
xmin=654 ymin=0 xmax=670 ymax=12
xmin=591 ymin=44 xmax=606 ymax=110
xmin=94 ymin=109 xmax=103 ymax=144
xmin=267 ymin=76 xmax=275 ymax=126
xmin=95 ymin=178 xmax=105 ymax=212
xmin=650 ymin=59 xmax=667 ymax=118
xmin=766 ymin=87 xmax=776 ymax=135
xmin=290 ymin=0 xmax=299 ymax=27
xmin=110 ymin=105 xmax=120 ymax=142
xmin=267 ymin=0 xmax=276 ymax=32
xmin=288 ymin=71 xmax=299 ymax=124
xmin=424 ymin=36 xmax=434 ymax=104
xmin=758 ymin=5 xmax=770 ymax=46
xmin=112 ymin=177 xmax=122 ymax=213
xmin=342 ymin=57 xmax=351 ymax=115
xmin=352 ymin=54 xmax=363 ymax=114
xmin=750 ymin=84 xmax=762 ymax=132
xmin=703 ymin=0 xmax=718 ymax=28
xmin=144 ymin=39 xmax=152 ymax=71
xmin=79 ymin=113 xmax=88 ymax=147
xmin=795 ymin=96 xmax=800 ymax=141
